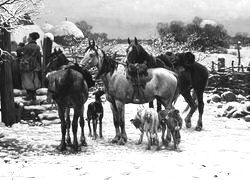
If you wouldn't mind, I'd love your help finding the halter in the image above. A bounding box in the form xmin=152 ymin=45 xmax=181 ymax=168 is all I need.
xmin=81 ymin=45 xmax=104 ymax=70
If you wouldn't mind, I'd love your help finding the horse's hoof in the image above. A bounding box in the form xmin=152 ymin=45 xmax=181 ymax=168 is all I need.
xmin=136 ymin=141 xmax=142 ymax=145
xmin=146 ymin=146 xmax=151 ymax=150
xmin=195 ymin=126 xmax=202 ymax=131
xmin=117 ymin=138 xmax=126 ymax=145
xmin=156 ymin=146 xmax=161 ymax=151
xmin=111 ymin=137 xmax=119 ymax=144
xmin=81 ymin=140 xmax=87 ymax=147
xmin=186 ymin=122 xmax=192 ymax=128
xmin=57 ymin=143 xmax=66 ymax=151
xmin=66 ymin=139 xmax=72 ymax=146
xmin=88 ymin=134 xmax=92 ymax=137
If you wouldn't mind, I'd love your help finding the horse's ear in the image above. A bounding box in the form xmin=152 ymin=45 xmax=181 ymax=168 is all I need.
xmin=134 ymin=37 xmax=138 ymax=45
xmin=58 ymin=48 xmax=62 ymax=53
xmin=54 ymin=48 xmax=57 ymax=53
xmin=128 ymin=38 xmax=131 ymax=45
xmin=88 ymin=40 xmax=91 ymax=47
xmin=185 ymin=52 xmax=195 ymax=65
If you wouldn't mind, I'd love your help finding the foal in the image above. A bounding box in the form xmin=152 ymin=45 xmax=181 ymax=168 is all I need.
xmin=86 ymin=89 xmax=105 ymax=140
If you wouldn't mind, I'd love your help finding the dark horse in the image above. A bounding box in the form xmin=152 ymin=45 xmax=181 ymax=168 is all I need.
xmin=45 ymin=49 xmax=94 ymax=151
xmin=154 ymin=51 xmax=209 ymax=131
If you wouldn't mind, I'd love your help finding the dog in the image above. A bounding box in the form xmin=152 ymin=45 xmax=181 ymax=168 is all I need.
xmin=86 ymin=89 xmax=105 ymax=140
xmin=158 ymin=108 xmax=183 ymax=151
xmin=130 ymin=107 xmax=160 ymax=150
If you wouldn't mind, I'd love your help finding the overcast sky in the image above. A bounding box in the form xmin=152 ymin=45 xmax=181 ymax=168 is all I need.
xmin=37 ymin=0 xmax=250 ymax=38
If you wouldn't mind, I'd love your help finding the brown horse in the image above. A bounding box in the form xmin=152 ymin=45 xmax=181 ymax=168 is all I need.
xmin=45 ymin=49 xmax=93 ymax=151
xmin=80 ymin=40 xmax=178 ymax=145
xmin=155 ymin=51 xmax=209 ymax=131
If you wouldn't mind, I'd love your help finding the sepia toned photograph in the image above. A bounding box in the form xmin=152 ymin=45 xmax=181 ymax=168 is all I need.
xmin=1 ymin=0 xmax=250 ymax=179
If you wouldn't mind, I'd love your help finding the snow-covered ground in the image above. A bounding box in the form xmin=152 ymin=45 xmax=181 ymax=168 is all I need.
xmin=1 ymin=95 xmax=250 ymax=180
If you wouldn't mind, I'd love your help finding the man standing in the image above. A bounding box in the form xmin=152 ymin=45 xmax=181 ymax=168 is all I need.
xmin=20 ymin=32 xmax=41 ymax=101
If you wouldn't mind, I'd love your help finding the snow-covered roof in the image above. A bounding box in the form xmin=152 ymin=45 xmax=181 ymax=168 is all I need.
xmin=41 ymin=23 xmax=54 ymax=33
xmin=200 ymin=19 xmax=217 ymax=28
xmin=49 ymin=21 xmax=84 ymax=38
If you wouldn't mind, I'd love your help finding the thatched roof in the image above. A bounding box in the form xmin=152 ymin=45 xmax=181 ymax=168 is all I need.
xmin=49 ymin=21 xmax=84 ymax=38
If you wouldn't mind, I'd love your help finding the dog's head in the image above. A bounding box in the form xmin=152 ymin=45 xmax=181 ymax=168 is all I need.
xmin=130 ymin=118 xmax=142 ymax=129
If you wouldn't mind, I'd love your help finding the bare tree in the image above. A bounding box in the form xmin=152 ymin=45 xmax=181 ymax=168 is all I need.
xmin=0 ymin=0 xmax=43 ymax=30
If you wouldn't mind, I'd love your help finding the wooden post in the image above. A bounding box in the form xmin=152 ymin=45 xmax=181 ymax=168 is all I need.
xmin=0 ymin=26 xmax=16 ymax=126
xmin=42 ymin=37 xmax=53 ymax=87
xmin=231 ymin=60 xmax=234 ymax=73
xmin=237 ymin=41 xmax=241 ymax=72
xmin=211 ymin=61 xmax=215 ymax=72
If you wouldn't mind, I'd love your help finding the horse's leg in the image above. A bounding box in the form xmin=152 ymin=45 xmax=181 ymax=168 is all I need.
xmin=57 ymin=104 xmax=66 ymax=151
xmin=116 ymin=100 xmax=127 ymax=145
xmin=92 ymin=117 xmax=97 ymax=140
xmin=194 ymin=90 xmax=204 ymax=131
xmin=156 ymin=99 xmax=162 ymax=112
xmin=72 ymin=107 xmax=80 ymax=151
xmin=110 ymin=101 xmax=121 ymax=143
xmin=65 ymin=107 xmax=72 ymax=146
xmin=87 ymin=118 xmax=92 ymax=137
xmin=181 ymin=91 xmax=197 ymax=128
xmin=80 ymin=105 xmax=87 ymax=146
xmin=99 ymin=114 xmax=103 ymax=139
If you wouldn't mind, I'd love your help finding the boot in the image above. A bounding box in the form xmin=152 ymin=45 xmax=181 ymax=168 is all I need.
xmin=23 ymin=90 xmax=33 ymax=101
xmin=30 ymin=90 xmax=37 ymax=101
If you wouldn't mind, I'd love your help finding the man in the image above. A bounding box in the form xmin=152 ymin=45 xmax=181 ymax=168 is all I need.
xmin=20 ymin=32 xmax=41 ymax=101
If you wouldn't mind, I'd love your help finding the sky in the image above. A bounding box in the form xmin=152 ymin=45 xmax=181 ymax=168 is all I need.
xmin=37 ymin=0 xmax=250 ymax=39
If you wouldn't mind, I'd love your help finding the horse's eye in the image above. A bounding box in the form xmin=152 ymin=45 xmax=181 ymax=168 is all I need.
xmin=90 ymin=54 xmax=94 ymax=58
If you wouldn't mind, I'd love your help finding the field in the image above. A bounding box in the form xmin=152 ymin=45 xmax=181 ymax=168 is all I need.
xmin=1 ymin=94 xmax=250 ymax=180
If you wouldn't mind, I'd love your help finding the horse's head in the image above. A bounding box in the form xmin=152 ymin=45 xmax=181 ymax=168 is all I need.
xmin=46 ymin=48 xmax=69 ymax=72
xmin=80 ymin=40 xmax=103 ymax=69
xmin=126 ymin=37 xmax=148 ymax=64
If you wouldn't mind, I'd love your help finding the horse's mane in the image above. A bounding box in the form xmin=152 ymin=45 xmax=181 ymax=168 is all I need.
xmin=97 ymin=50 xmax=118 ymax=77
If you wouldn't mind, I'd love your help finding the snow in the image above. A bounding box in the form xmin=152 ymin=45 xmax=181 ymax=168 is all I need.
xmin=40 ymin=23 xmax=54 ymax=33
xmin=200 ymin=19 xmax=218 ymax=28
xmin=49 ymin=21 xmax=84 ymax=38
xmin=44 ymin=32 xmax=54 ymax=41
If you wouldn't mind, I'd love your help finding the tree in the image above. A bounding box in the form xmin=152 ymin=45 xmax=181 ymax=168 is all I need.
xmin=234 ymin=32 xmax=250 ymax=46
xmin=75 ymin=20 xmax=93 ymax=37
xmin=0 ymin=0 xmax=42 ymax=29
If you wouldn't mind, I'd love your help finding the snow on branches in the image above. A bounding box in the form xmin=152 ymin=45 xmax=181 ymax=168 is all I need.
xmin=0 ymin=0 xmax=43 ymax=30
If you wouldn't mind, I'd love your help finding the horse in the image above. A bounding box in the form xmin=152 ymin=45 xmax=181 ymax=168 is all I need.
xmin=80 ymin=40 xmax=178 ymax=145
xmin=155 ymin=51 xmax=209 ymax=131
xmin=45 ymin=49 xmax=94 ymax=151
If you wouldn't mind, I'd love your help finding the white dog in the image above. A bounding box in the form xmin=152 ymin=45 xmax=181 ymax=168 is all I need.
xmin=130 ymin=107 xmax=160 ymax=150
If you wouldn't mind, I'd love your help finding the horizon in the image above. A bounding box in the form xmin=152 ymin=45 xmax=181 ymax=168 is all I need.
xmin=37 ymin=0 xmax=250 ymax=39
